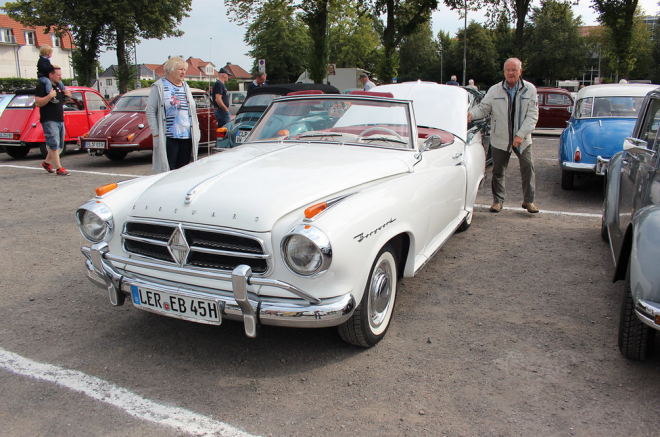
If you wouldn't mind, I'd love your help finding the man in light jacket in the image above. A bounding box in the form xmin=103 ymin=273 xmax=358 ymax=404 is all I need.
xmin=468 ymin=57 xmax=539 ymax=213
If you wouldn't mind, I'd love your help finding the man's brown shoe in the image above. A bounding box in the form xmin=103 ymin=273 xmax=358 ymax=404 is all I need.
xmin=490 ymin=203 xmax=502 ymax=213
xmin=522 ymin=202 xmax=539 ymax=213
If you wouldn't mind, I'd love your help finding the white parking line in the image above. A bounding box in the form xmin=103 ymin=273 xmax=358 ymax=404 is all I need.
xmin=0 ymin=164 xmax=139 ymax=178
xmin=0 ymin=348 xmax=258 ymax=437
xmin=475 ymin=204 xmax=600 ymax=218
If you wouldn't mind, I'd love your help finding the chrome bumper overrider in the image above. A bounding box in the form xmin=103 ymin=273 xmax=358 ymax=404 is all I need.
xmin=81 ymin=243 xmax=355 ymax=337
xmin=595 ymin=156 xmax=609 ymax=175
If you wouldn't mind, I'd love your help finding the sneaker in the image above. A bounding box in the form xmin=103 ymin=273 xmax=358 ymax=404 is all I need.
xmin=50 ymin=97 xmax=59 ymax=104
xmin=490 ymin=203 xmax=502 ymax=213
xmin=522 ymin=202 xmax=539 ymax=213
xmin=56 ymin=167 xmax=70 ymax=176
xmin=41 ymin=161 xmax=54 ymax=173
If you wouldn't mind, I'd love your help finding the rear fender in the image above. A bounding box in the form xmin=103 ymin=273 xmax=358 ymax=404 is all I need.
xmin=603 ymin=151 xmax=624 ymax=248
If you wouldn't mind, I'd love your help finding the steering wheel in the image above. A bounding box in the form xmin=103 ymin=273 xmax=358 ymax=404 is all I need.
xmin=356 ymin=127 xmax=406 ymax=144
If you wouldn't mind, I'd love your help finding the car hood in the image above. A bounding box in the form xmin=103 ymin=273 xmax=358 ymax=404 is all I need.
xmin=88 ymin=111 xmax=147 ymax=137
xmin=578 ymin=118 xmax=636 ymax=158
xmin=130 ymin=142 xmax=412 ymax=232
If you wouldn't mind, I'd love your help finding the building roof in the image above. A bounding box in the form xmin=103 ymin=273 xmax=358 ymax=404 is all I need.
xmin=0 ymin=14 xmax=74 ymax=49
xmin=100 ymin=64 xmax=159 ymax=79
xmin=222 ymin=63 xmax=252 ymax=80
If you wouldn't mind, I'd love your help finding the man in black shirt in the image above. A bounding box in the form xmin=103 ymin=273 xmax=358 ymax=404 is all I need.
xmin=36 ymin=65 xmax=72 ymax=175
xmin=212 ymin=68 xmax=232 ymax=126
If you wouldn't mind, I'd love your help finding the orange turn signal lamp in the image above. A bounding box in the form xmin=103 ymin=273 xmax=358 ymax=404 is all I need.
xmin=95 ymin=183 xmax=118 ymax=196
xmin=217 ymin=127 xmax=228 ymax=139
xmin=305 ymin=202 xmax=327 ymax=219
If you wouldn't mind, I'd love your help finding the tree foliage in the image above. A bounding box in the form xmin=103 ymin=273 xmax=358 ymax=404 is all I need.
xmin=524 ymin=0 xmax=587 ymax=84
xmin=4 ymin=0 xmax=191 ymax=92
xmin=244 ymin=0 xmax=310 ymax=83
xmin=399 ymin=21 xmax=439 ymax=82
xmin=328 ymin=1 xmax=380 ymax=72
xmin=592 ymin=0 xmax=639 ymax=79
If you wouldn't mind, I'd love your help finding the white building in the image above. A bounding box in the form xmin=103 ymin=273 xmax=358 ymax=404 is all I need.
xmin=0 ymin=14 xmax=74 ymax=80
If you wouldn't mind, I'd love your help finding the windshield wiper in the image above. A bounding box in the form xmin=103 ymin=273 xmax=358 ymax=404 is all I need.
xmin=298 ymin=132 xmax=343 ymax=139
xmin=362 ymin=136 xmax=408 ymax=144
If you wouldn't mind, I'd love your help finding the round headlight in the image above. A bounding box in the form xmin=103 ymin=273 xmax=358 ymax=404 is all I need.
xmin=80 ymin=210 xmax=108 ymax=242
xmin=281 ymin=225 xmax=331 ymax=277
xmin=76 ymin=202 xmax=114 ymax=243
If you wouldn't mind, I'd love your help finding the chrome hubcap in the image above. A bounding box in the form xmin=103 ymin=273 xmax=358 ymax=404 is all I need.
xmin=369 ymin=259 xmax=393 ymax=328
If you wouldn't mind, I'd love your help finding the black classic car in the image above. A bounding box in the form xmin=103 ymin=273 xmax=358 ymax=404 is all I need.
xmin=602 ymin=86 xmax=660 ymax=360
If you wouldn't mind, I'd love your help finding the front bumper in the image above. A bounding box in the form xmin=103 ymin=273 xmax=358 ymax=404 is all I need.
xmin=81 ymin=243 xmax=355 ymax=337
xmin=636 ymin=299 xmax=660 ymax=331
xmin=561 ymin=155 xmax=609 ymax=176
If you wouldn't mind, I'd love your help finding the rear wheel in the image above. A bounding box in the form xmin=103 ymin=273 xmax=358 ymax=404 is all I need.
xmin=561 ymin=169 xmax=574 ymax=190
xmin=39 ymin=142 xmax=66 ymax=158
xmin=339 ymin=244 xmax=398 ymax=347
xmin=105 ymin=150 xmax=128 ymax=161
xmin=618 ymin=260 xmax=655 ymax=360
xmin=5 ymin=145 xmax=30 ymax=159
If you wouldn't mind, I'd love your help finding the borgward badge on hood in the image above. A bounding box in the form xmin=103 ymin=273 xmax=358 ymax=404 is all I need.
xmin=167 ymin=225 xmax=190 ymax=266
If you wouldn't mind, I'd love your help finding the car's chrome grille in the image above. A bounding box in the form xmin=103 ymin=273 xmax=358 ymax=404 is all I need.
xmin=122 ymin=221 xmax=269 ymax=274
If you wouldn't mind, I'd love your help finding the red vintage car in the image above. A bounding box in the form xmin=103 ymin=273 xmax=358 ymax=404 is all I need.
xmin=80 ymin=87 xmax=218 ymax=161
xmin=0 ymin=87 xmax=110 ymax=159
xmin=536 ymin=87 xmax=574 ymax=129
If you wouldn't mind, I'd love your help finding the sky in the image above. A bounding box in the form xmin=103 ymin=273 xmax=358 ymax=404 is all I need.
xmin=3 ymin=0 xmax=660 ymax=73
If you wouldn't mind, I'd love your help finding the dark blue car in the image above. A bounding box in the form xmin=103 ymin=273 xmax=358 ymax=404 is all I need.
xmin=215 ymin=83 xmax=340 ymax=150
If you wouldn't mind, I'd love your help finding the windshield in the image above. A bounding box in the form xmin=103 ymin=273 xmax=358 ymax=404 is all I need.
xmin=113 ymin=95 xmax=147 ymax=111
xmin=8 ymin=94 xmax=35 ymax=108
xmin=244 ymin=94 xmax=278 ymax=107
xmin=249 ymin=97 xmax=413 ymax=149
xmin=575 ymin=96 xmax=645 ymax=118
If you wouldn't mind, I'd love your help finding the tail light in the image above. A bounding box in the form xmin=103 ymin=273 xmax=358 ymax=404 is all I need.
xmin=216 ymin=127 xmax=228 ymax=139
xmin=574 ymin=149 xmax=581 ymax=162
xmin=12 ymin=133 xmax=20 ymax=140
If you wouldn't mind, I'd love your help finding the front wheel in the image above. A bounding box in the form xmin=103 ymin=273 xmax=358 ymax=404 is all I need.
xmin=618 ymin=260 xmax=655 ymax=360
xmin=457 ymin=211 xmax=472 ymax=232
xmin=338 ymin=244 xmax=398 ymax=347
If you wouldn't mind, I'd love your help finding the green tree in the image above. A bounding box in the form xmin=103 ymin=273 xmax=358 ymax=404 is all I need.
xmin=492 ymin=13 xmax=515 ymax=74
xmin=398 ymin=21 xmax=439 ymax=82
xmin=244 ymin=0 xmax=310 ymax=83
xmin=447 ymin=21 xmax=498 ymax=85
xmin=524 ymin=0 xmax=587 ymax=84
xmin=328 ymin=1 xmax=380 ymax=71
xmin=592 ymin=0 xmax=638 ymax=79
xmin=437 ymin=30 xmax=456 ymax=84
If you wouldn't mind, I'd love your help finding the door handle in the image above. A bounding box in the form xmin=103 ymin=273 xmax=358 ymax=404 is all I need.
xmin=452 ymin=153 xmax=462 ymax=159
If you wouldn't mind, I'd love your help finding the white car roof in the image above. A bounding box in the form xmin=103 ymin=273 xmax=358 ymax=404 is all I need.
xmin=372 ymin=81 xmax=469 ymax=141
xmin=576 ymin=84 xmax=658 ymax=100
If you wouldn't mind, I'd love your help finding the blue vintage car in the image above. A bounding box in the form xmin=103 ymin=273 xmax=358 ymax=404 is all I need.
xmin=558 ymin=83 xmax=657 ymax=189
xmin=214 ymin=83 xmax=339 ymax=149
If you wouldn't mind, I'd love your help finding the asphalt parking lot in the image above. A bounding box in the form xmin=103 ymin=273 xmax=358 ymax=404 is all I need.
xmin=2 ymin=136 xmax=660 ymax=437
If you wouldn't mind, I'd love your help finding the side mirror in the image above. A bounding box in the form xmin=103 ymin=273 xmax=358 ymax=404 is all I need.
xmin=623 ymin=137 xmax=648 ymax=152
xmin=422 ymin=135 xmax=443 ymax=151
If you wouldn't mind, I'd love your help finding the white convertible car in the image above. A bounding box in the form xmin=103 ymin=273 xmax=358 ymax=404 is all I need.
xmin=76 ymin=82 xmax=487 ymax=347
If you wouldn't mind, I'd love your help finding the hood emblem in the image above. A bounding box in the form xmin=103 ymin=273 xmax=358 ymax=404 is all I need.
xmin=167 ymin=225 xmax=190 ymax=266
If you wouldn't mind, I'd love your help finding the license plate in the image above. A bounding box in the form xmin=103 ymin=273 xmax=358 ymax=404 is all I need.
xmin=130 ymin=285 xmax=221 ymax=325
xmin=0 ymin=133 xmax=13 ymax=139
xmin=236 ymin=130 xmax=250 ymax=143
xmin=84 ymin=140 xmax=106 ymax=149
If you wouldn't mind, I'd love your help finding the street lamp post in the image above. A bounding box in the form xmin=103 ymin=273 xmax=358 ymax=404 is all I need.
xmin=438 ymin=41 xmax=443 ymax=84
xmin=463 ymin=0 xmax=467 ymax=86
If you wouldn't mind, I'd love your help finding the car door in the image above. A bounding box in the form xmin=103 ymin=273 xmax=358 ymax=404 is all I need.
xmin=193 ymin=92 xmax=217 ymax=144
xmin=614 ymin=97 xmax=660 ymax=257
xmin=544 ymin=92 xmax=573 ymax=128
xmin=84 ymin=90 xmax=109 ymax=129
xmin=536 ymin=92 xmax=548 ymax=128
xmin=422 ymin=138 xmax=466 ymax=254
xmin=62 ymin=91 xmax=87 ymax=141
